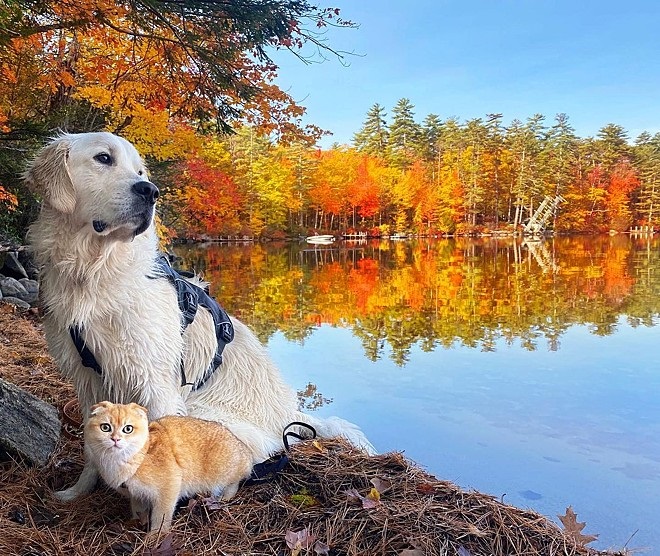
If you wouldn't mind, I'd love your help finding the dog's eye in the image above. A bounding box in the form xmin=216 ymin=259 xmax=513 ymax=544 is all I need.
xmin=100 ymin=423 xmax=112 ymax=432
xmin=94 ymin=153 xmax=113 ymax=165
xmin=123 ymin=425 xmax=134 ymax=434
xmin=138 ymin=170 xmax=144 ymax=176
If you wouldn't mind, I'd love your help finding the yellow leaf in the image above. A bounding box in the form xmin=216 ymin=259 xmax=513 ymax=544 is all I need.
xmin=366 ymin=487 xmax=380 ymax=502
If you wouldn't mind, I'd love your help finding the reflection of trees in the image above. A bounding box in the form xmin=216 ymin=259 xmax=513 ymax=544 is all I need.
xmin=172 ymin=236 xmax=660 ymax=366
xmin=297 ymin=383 xmax=333 ymax=411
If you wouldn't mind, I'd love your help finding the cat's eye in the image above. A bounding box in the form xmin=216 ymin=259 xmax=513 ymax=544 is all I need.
xmin=123 ymin=425 xmax=134 ymax=434
xmin=100 ymin=423 xmax=111 ymax=432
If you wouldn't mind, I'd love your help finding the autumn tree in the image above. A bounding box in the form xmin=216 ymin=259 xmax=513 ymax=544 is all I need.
xmin=606 ymin=159 xmax=639 ymax=231
xmin=0 ymin=0 xmax=355 ymax=238
xmin=0 ymin=0 xmax=353 ymax=136
xmin=633 ymin=132 xmax=660 ymax=226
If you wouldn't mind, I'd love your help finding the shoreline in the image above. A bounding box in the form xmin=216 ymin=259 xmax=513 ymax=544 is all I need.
xmin=0 ymin=305 xmax=627 ymax=555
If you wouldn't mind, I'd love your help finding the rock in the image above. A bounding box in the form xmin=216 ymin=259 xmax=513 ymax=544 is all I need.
xmin=1 ymin=296 xmax=31 ymax=309
xmin=18 ymin=249 xmax=39 ymax=280
xmin=0 ymin=277 xmax=29 ymax=301
xmin=19 ymin=278 xmax=39 ymax=304
xmin=0 ymin=378 xmax=61 ymax=466
xmin=0 ymin=251 xmax=29 ymax=280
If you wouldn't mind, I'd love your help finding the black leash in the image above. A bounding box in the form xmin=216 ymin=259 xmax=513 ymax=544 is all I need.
xmin=244 ymin=421 xmax=317 ymax=485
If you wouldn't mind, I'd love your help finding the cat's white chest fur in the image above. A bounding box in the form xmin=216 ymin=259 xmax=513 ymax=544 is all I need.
xmin=92 ymin=448 xmax=142 ymax=489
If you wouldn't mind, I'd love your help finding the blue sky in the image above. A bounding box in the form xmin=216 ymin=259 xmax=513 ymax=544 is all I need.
xmin=271 ymin=1 xmax=660 ymax=148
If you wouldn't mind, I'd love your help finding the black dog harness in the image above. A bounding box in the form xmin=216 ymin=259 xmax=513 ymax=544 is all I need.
xmin=69 ymin=255 xmax=234 ymax=392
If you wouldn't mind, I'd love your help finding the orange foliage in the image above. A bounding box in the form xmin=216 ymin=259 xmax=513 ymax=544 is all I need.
xmin=176 ymin=158 xmax=243 ymax=236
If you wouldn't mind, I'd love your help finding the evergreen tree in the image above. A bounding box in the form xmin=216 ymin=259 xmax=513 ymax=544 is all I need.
xmin=420 ymin=113 xmax=443 ymax=165
xmin=386 ymin=98 xmax=422 ymax=170
xmin=484 ymin=113 xmax=505 ymax=225
xmin=596 ymin=123 xmax=631 ymax=169
xmin=353 ymin=103 xmax=389 ymax=157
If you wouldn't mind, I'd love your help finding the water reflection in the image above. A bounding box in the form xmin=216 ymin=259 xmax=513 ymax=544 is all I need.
xmin=173 ymin=235 xmax=660 ymax=361
xmin=173 ymin=236 xmax=660 ymax=551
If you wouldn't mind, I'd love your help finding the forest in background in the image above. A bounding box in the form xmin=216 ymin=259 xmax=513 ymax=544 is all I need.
xmin=1 ymin=1 xmax=660 ymax=242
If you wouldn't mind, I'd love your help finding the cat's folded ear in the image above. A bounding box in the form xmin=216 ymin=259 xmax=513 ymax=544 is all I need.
xmin=128 ymin=403 xmax=149 ymax=418
xmin=90 ymin=400 xmax=114 ymax=415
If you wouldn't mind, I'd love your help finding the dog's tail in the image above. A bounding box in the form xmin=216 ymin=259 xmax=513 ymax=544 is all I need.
xmin=293 ymin=412 xmax=377 ymax=455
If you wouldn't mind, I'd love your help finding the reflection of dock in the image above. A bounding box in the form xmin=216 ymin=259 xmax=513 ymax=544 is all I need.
xmin=297 ymin=244 xmax=367 ymax=267
xmin=520 ymin=239 xmax=558 ymax=273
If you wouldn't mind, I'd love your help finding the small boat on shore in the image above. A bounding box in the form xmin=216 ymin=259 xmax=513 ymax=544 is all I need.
xmin=306 ymin=234 xmax=335 ymax=245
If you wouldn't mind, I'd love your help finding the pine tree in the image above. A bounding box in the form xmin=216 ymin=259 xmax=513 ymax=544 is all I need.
xmin=386 ymin=98 xmax=422 ymax=170
xmin=420 ymin=113 xmax=443 ymax=164
xmin=353 ymin=103 xmax=389 ymax=157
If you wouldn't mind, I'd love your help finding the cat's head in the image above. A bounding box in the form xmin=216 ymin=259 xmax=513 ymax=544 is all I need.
xmin=84 ymin=401 xmax=149 ymax=458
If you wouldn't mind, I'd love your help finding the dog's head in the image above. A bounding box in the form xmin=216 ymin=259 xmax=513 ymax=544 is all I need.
xmin=24 ymin=132 xmax=158 ymax=241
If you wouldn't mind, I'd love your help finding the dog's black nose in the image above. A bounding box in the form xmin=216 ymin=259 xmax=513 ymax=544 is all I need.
xmin=132 ymin=181 xmax=159 ymax=204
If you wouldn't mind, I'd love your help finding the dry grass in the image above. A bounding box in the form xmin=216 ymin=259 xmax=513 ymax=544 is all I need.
xmin=0 ymin=304 xmax=627 ymax=556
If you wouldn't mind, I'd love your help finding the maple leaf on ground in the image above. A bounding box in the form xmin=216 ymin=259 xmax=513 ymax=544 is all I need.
xmin=558 ymin=506 xmax=599 ymax=546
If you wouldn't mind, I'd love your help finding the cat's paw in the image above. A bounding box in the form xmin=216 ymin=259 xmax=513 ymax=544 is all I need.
xmin=53 ymin=487 xmax=81 ymax=502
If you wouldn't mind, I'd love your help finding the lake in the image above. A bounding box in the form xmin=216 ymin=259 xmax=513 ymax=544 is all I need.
xmin=173 ymin=235 xmax=660 ymax=553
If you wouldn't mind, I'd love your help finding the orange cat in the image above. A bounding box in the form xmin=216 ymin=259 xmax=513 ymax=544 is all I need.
xmin=84 ymin=401 xmax=254 ymax=532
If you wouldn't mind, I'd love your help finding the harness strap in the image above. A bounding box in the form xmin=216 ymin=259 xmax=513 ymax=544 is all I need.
xmin=68 ymin=254 xmax=234 ymax=392
xmin=244 ymin=422 xmax=317 ymax=485
xmin=69 ymin=326 xmax=102 ymax=376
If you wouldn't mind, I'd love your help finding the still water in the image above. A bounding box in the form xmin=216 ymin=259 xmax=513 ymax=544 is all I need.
xmin=174 ymin=235 xmax=660 ymax=553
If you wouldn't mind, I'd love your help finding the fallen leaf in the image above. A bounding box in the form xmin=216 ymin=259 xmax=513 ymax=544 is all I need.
xmin=285 ymin=527 xmax=317 ymax=553
xmin=344 ymin=487 xmax=381 ymax=509
xmin=201 ymin=495 xmax=225 ymax=510
xmin=144 ymin=533 xmax=180 ymax=556
xmin=370 ymin=477 xmax=392 ymax=494
xmin=312 ymin=439 xmax=326 ymax=453
xmin=366 ymin=487 xmax=381 ymax=502
xmin=344 ymin=488 xmax=363 ymax=505
xmin=558 ymin=506 xmax=599 ymax=546
xmin=416 ymin=482 xmax=436 ymax=495
xmin=313 ymin=540 xmax=330 ymax=555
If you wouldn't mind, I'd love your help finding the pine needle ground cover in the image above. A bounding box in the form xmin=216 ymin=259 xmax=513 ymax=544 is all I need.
xmin=0 ymin=305 xmax=626 ymax=556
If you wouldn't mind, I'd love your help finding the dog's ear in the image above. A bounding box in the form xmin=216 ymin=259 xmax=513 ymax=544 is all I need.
xmin=23 ymin=137 xmax=76 ymax=214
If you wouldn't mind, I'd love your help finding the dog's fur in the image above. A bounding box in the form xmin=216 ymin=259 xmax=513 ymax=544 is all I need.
xmin=26 ymin=132 xmax=374 ymax=501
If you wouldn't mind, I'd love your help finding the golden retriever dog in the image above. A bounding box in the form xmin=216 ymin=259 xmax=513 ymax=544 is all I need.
xmin=25 ymin=132 xmax=374 ymax=501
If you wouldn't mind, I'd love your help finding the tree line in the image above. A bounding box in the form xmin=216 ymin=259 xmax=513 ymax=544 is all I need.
xmin=160 ymin=103 xmax=660 ymax=239
xmin=1 ymin=1 xmax=658 ymax=240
